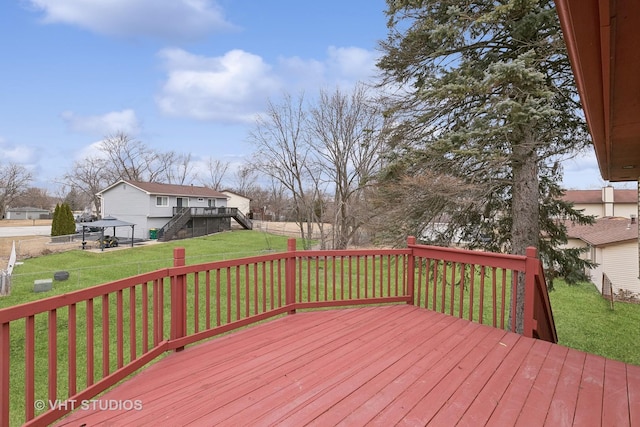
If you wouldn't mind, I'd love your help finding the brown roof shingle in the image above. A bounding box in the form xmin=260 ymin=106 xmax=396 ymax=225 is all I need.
xmin=125 ymin=180 xmax=228 ymax=199
xmin=565 ymin=217 xmax=638 ymax=246
xmin=562 ymin=189 xmax=637 ymax=204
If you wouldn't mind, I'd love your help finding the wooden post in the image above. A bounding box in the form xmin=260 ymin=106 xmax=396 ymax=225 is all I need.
xmin=406 ymin=236 xmax=416 ymax=305
xmin=0 ymin=322 xmax=9 ymax=427
xmin=172 ymin=247 xmax=186 ymax=351
xmin=523 ymin=247 xmax=538 ymax=338
xmin=286 ymin=239 xmax=296 ymax=314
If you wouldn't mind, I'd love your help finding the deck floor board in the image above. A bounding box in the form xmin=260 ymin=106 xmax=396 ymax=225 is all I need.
xmin=55 ymin=305 xmax=640 ymax=427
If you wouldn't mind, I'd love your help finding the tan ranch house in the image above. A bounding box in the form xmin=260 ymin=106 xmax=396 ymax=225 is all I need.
xmin=562 ymin=187 xmax=640 ymax=300
xmin=565 ymin=217 xmax=640 ymax=300
xmin=97 ymin=180 xmax=252 ymax=242
xmin=562 ymin=186 xmax=637 ymax=219
xmin=221 ymin=190 xmax=251 ymax=219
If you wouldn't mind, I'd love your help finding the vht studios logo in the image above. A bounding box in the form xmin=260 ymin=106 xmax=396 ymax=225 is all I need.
xmin=35 ymin=399 xmax=143 ymax=411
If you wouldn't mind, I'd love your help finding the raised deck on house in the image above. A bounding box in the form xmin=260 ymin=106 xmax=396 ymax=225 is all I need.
xmin=56 ymin=305 xmax=640 ymax=426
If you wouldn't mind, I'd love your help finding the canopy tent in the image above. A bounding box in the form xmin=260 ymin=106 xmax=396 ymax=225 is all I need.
xmin=80 ymin=216 xmax=136 ymax=250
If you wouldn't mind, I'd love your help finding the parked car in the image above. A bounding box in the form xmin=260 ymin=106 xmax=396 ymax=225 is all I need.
xmin=76 ymin=213 xmax=98 ymax=222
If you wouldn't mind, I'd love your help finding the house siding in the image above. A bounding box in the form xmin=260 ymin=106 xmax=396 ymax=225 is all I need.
xmin=101 ymin=183 xmax=151 ymax=239
xmin=565 ymin=236 xmax=640 ymax=297
xmin=148 ymin=196 xmax=227 ymax=218
xmin=99 ymin=181 xmax=231 ymax=240
xmin=223 ymin=192 xmax=250 ymax=216
xmin=591 ymin=247 xmax=605 ymax=293
xmin=600 ymin=241 xmax=640 ymax=297
xmin=5 ymin=209 xmax=49 ymax=220
xmin=571 ymin=201 xmax=637 ymax=219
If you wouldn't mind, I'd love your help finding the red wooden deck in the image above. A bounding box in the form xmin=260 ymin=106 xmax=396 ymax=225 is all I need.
xmin=55 ymin=305 xmax=640 ymax=426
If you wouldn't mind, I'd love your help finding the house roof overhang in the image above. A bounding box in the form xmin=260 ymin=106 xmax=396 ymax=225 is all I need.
xmin=556 ymin=0 xmax=640 ymax=182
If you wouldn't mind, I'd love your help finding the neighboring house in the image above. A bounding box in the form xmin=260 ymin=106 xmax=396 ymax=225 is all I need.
xmin=222 ymin=190 xmax=251 ymax=221
xmin=562 ymin=186 xmax=638 ymax=219
xmin=565 ymin=217 xmax=640 ymax=300
xmin=97 ymin=180 xmax=252 ymax=241
xmin=4 ymin=207 xmax=50 ymax=220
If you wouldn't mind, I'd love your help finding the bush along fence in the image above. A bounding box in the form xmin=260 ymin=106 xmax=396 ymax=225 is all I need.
xmin=0 ymin=236 xmax=556 ymax=426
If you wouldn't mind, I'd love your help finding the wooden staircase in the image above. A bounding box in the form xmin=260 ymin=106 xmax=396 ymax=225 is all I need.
xmin=232 ymin=209 xmax=252 ymax=230
xmin=158 ymin=207 xmax=252 ymax=242
xmin=158 ymin=207 xmax=192 ymax=241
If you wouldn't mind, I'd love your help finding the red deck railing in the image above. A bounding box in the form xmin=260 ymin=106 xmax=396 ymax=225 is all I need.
xmin=0 ymin=237 xmax=556 ymax=426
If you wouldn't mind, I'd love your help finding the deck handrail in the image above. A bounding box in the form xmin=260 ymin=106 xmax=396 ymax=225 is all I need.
xmin=0 ymin=237 xmax=556 ymax=426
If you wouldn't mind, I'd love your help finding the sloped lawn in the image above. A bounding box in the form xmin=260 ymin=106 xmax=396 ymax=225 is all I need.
xmin=550 ymin=279 xmax=640 ymax=366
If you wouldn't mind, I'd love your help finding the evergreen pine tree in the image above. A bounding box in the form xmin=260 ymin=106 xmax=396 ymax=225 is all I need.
xmin=51 ymin=204 xmax=61 ymax=236
xmin=61 ymin=204 xmax=76 ymax=235
xmin=376 ymin=0 xmax=595 ymax=332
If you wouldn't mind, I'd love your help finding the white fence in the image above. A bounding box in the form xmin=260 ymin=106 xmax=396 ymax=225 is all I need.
xmin=0 ymin=241 xmax=16 ymax=296
xmin=0 ymin=270 xmax=9 ymax=296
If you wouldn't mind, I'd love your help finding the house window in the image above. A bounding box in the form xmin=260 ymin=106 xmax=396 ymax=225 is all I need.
xmin=197 ymin=198 xmax=204 ymax=202
xmin=208 ymin=199 xmax=215 ymax=207
xmin=156 ymin=196 xmax=168 ymax=206
xmin=176 ymin=197 xmax=189 ymax=208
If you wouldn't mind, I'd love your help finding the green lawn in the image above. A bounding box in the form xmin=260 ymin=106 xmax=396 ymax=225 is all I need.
xmin=2 ymin=230 xmax=297 ymax=309
xmin=549 ymin=279 xmax=640 ymax=366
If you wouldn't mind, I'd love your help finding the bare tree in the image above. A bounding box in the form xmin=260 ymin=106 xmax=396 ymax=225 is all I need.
xmin=249 ymin=93 xmax=319 ymax=248
xmin=199 ymin=157 xmax=230 ymax=190
xmin=307 ymin=84 xmax=388 ymax=248
xmin=99 ymin=131 xmax=195 ymax=184
xmin=163 ymin=152 xmax=195 ymax=185
xmin=243 ymin=178 xmax=290 ymax=221
xmin=232 ymin=164 xmax=258 ymax=195
xmin=61 ymin=156 xmax=110 ymax=215
xmin=62 ymin=131 xmax=197 ymax=215
xmin=11 ymin=187 xmax=53 ymax=210
xmin=0 ymin=162 xmax=33 ymax=218
xmin=264 ymin=179 xmax=289 ymax=221
xmin=100 ymin=132 xmax=152 ymax=182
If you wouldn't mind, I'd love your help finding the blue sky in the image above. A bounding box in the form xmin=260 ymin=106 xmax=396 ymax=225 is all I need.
xmin=0 ymin=0 xmax=622 ymax=192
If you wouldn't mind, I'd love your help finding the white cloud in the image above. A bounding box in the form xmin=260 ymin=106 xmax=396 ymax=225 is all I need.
xmin=156 ymin=48 xmax=281 ymax=123
xmin=325 ymin=46 xmax=380 ymax=81
xmin=25 ymin=0 xmax=234 ymax=40
xmin=76 ymin=140 xmax=107 ymax=161
xmin=0 ymin=138 xmax=37 ymax=164
xmin=155 ymin=46 xmax=381 ymax=123
xmin=278 ymin=46 xmax=380 ymax=91
xmin=61 ymin=109 xmax=140 ymax=135
xmin=561 ymin=151 xmax=607 ymax=189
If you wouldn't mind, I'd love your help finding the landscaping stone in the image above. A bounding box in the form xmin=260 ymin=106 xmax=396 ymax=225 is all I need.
xmin=34 ymin=279 xmax=53 ymax=293
xmin=54 ymin=271 xmax=70 ymax=281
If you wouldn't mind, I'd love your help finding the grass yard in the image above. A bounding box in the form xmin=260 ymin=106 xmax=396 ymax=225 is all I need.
xmin=1 ymin=230 xmax=296 ymax=309
xmin=549 ymin=279 xmax=640 ymax=366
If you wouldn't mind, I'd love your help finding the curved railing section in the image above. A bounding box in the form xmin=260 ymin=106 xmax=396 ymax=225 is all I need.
xmin=0 ymin=237 xmax=556 ymax=426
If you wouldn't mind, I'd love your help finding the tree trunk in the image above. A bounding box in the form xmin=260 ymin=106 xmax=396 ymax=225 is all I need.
xmin=510 ymin=134 xmax=539 ymax=333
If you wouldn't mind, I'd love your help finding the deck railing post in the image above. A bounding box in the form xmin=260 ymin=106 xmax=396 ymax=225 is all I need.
xmin=286 ymin=238 xmax=296 ymax=314
xmin=0 ymin=322 xmax=9 ymax=427
xmin=523 ymin=247 xmax=538 ymax=338
xmin=171 ymin=247 xmax=187 ymax=351
xmin=406 ymin=236 xmax=416 ymax=305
